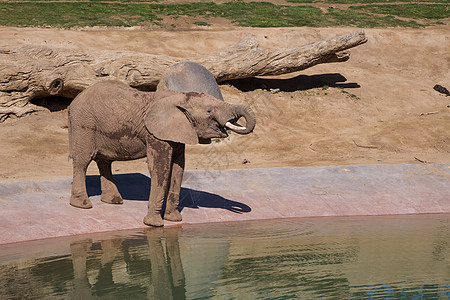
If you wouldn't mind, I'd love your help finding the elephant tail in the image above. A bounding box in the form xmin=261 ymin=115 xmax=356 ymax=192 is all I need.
xmin=68 ymin=109 xmax=73 ymax=161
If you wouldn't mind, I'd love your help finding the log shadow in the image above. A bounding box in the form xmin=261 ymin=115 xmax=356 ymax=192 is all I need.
xmin=86 ymin=173 xmax=251 ymax=214
xmin=223 ymin=73 xmax=360 ymax=93
xmin=30 ymin=96 xmax=72 ymax=112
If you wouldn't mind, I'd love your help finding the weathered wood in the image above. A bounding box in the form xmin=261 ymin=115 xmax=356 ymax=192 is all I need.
xmin=0 ymin=31 xmax=367 ymax=121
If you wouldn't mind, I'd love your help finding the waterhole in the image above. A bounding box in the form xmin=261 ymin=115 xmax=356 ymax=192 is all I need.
xmin=0 ymin=214 xmax=448 ymax=299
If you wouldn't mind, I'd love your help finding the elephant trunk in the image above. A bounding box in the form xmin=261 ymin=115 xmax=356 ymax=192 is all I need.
xmin=224 ymin=105 xmax=256 ymax=135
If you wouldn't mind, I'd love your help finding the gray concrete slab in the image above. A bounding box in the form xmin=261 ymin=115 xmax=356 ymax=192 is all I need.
xmin=0 ymin=163 xmax=449 ymax=245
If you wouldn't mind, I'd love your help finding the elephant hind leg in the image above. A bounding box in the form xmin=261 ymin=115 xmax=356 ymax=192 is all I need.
xmin=70 ymin=149 xmax=94 ymax=209
xmin=70 ymin=167 xmax=93 ymax=209
xmin=96 ymin=159 xmax=123 ymax=205
xmin=70 ymin=126 xmax=96 ymax=209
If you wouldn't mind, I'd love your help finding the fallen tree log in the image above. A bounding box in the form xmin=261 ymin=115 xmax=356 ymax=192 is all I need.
xmin=0 ymin=30 xmax=367 ymax=121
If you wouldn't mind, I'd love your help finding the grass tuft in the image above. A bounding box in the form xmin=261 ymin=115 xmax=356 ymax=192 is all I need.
xmin=351 ymin=4 xmax=449 ymax=20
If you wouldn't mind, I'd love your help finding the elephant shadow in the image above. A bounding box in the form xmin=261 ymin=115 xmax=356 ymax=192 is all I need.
xmin=86 ymin=173 xmax=251 ymax=214
xmin=224 ymin=73 xmax=360 ymax=92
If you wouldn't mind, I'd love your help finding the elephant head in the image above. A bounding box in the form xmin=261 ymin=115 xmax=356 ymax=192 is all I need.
xmin=145 ymin=91 xmax=256 ymax=145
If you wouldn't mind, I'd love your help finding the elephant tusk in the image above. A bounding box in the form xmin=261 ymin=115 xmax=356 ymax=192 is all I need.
xmin=225 ymin=121 xmax=247 ymax=132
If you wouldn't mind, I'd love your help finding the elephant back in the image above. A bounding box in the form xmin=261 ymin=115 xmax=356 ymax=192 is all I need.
xmin=157 ymin=62 xmax=224 ymax=101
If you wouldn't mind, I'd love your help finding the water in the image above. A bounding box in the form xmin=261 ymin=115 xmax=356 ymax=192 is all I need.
xmin=0 ymin=214 xmax=449 ymax=299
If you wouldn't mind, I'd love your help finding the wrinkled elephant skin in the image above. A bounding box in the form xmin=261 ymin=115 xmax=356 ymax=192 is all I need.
xmin=68 ymin=80 xmax=255 ymax=227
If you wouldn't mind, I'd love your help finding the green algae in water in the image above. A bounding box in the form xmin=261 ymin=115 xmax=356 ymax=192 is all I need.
xmin=0 ymin=214 xmax=449 ymax=299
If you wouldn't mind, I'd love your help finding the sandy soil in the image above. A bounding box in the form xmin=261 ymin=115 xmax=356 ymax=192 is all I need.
xmin=0 ymin=25 xmax=449 ymax=180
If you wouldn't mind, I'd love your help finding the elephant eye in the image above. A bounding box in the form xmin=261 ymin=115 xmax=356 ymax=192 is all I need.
xmin=206 ymin=107 xmax=213 ymax=114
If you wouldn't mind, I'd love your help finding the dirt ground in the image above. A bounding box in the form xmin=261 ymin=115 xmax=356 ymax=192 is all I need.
xmin=0 ymin=25 xmax=449 ymax=181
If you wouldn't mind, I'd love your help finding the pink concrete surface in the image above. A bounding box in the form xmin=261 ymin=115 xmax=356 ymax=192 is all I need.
xmin=0 ymin=163 xmax=449 ymax=245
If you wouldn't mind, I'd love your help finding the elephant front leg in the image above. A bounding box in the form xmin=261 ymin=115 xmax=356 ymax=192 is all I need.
xmin=164 ymin=143 xmax=185 ymax=222
xmin=144 ymin=138 xmax=173 ymax=227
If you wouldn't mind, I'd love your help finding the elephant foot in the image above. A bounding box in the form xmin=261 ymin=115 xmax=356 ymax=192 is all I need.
xmin=164 ymin=210 xmax=182 ymax=222
xmin=101 ymin=194 xmax=123 ymax=205
xmin=70 ymin=195 xmax=93 ymax=209
xmin=143 ymin=213 xmax=164 ymax=227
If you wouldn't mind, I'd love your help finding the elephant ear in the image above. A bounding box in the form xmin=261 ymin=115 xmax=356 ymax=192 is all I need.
xmin=145 ymin=96 xmax=198 ymax=145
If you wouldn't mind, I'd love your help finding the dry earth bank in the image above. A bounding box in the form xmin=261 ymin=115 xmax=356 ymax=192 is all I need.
xmin=0 ymin=26 xmax=449 ymax=180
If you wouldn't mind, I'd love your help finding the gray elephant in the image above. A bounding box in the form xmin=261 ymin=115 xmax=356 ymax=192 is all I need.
xmin=157 ymin=61 xmax=224 ymax=101
xmin=68 ymin=79 xmax=255 ymax=227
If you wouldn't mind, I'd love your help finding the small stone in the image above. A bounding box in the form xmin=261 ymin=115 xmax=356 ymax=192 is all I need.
xmin=270 ymin=88 xmax=280 ymax=94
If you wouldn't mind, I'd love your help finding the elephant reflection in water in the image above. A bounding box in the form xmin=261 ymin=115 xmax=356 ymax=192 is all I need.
xmin=69 ymin=227 xmax=186 ymax=299
xmin=69 ymin=239 xmax=95 ymax=300
xmin=69 ymin=238 xmax=124 ymax=299
xmin=146 ymin=228 xmax=186 ymax=299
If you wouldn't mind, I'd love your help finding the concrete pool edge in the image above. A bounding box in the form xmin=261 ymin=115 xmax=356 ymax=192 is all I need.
xmin=0 ymin=163 xmax=449 ymax=245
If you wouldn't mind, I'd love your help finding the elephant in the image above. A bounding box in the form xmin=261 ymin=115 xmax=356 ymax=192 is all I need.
xmin=157 ymin=61 xmax=224 ymax=101
xmin=68 ymin=79 xmax=255 ymax=227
